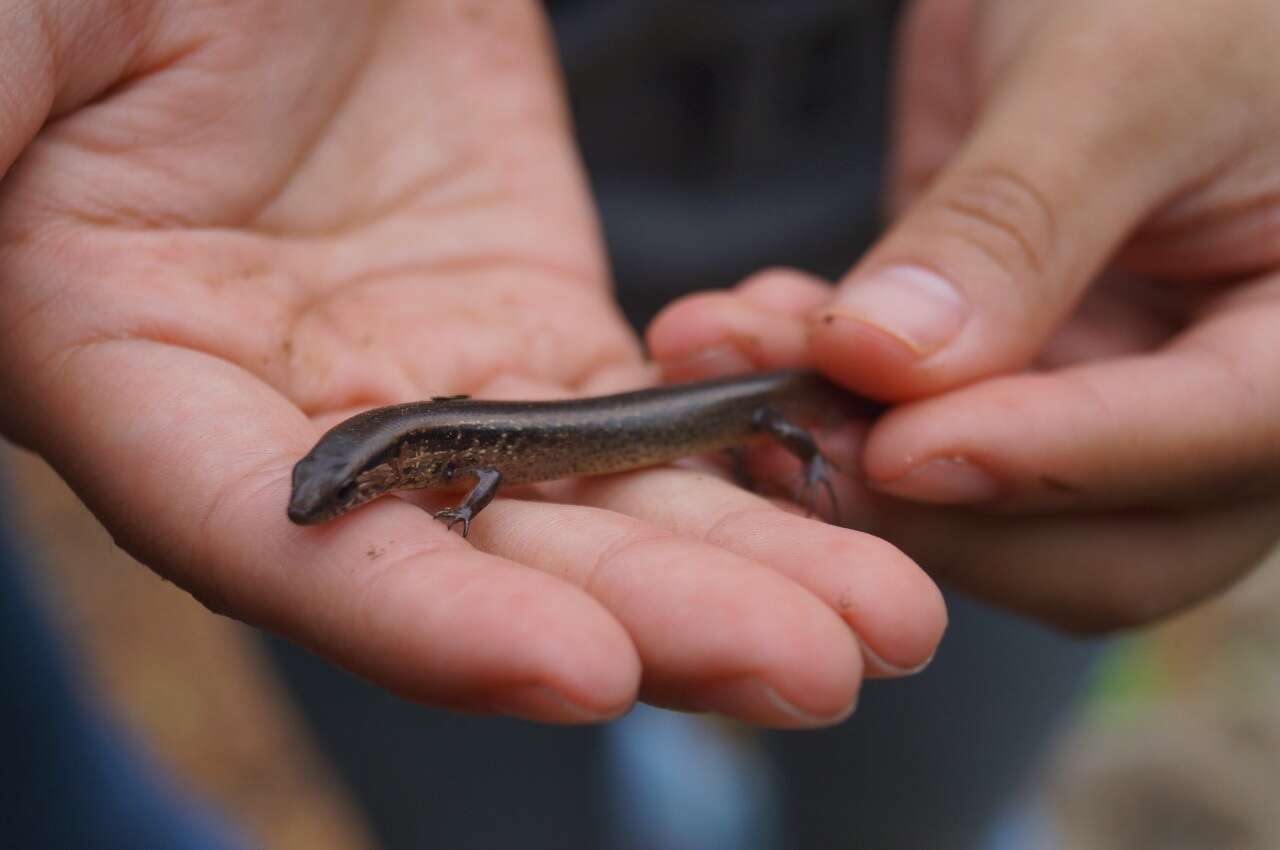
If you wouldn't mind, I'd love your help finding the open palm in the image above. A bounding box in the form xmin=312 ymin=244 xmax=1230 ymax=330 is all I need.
xmin=0 ymin=0 xmax=943 ymax=726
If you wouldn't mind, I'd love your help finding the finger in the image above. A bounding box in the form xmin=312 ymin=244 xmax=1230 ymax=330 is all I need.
xmin=864 ymin=278 xmax=1280 ymax=510
xmin=887 ymin=0 xmax=980 ymax=214
xmin=465 ymin=492 xmax=864 ymax=728
xmin=735 ymin=267 xmax=833 ymax=314
xmin=646 ymin=268 xmax=832 ymax=381
xmin=12 ymin=342 xmax=640 ymax=723
xmin=1033 ymin=271 xmax=1187 ymax=369
xmin=569 ymin=466 xmax=946 ymax=677
xmin=813 ymin=0 xmax=1253 ymax=400
xmin=872 ymin=492 xmax=1280 ymax=634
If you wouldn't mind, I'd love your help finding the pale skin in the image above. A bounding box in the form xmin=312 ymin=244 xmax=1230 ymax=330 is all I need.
xmin=652 ymin=0 xmax=1280 ymax=631
xmin=0 ymin=0 xmax=942 ymax=729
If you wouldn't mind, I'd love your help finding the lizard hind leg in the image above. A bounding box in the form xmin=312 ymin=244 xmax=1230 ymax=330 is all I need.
xmin=432 ymin=468 xmax=502 ymax=538
xmin=751 ymin=407 xmax=841 ymax=523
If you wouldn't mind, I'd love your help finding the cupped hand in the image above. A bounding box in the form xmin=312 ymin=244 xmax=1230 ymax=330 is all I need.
xmin=649 ymin=0 xmax=1280 ymax=632
xmin=0 ymin=1 xmax=944 ymax=726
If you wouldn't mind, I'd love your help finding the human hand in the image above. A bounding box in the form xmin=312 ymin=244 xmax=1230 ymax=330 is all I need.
xmin=0 ymin=1 xmax=944 ymax=726
xmin=649 ymin=0 xmax=1280 ymax=631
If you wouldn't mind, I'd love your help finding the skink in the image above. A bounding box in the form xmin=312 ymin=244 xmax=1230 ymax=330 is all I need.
xmin=287 ymin=369 xmax=884 ymax=535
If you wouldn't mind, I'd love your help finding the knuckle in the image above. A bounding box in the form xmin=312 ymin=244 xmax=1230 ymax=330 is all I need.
xmin=931 ymin=165 xmax=1058 ymax=290
xmin=582 ymin=530 xmax=680 ymax=598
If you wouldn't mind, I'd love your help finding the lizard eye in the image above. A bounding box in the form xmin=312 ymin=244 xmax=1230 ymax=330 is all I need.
xmin=441 ymin=462 xmax=456 ymax=481
xmin=336 ymin=481 xmax=358 ymax=503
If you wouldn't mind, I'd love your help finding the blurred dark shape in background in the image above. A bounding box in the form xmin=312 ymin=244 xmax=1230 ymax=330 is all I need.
xmin=558 ymin=0 xmax=896 ymax=325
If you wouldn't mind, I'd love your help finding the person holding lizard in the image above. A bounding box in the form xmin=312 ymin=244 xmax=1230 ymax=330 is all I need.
xmin=3 ymin=1 xmax=1280 ymax=847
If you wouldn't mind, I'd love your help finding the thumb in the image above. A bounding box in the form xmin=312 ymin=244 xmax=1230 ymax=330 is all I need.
xmin=1 ymin=3 xmax=152 ymax=177
xmin=813 ymin=0 xmax=1240 ymax=399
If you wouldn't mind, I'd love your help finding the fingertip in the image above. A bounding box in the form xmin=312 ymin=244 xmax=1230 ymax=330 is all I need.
xmin=671 ymin=597 xmax=864 ymax=728
xmin=690 ymin=676 xmax=860 ymax=730
xmin=647 ymin=291 xmax=750 ymax=371
xmin=735 ymin=266 xmax=833 ymax=313
xmin=856 ymin=561 xmax=948 ymax=678
xmin=484 ymin=680 xmax=636 ymax=726
xmin=647 ymin=290 xmax=811 ymax=382
xmin=809 ymin=263 xmax=976 ymax=400
xmin=694 ymin=503 xmax=947 ymax=676
xmin=810 ymin=311 xmax=934 ymax=400
xmin=866 ymin=454 xmax=1005 ymax=506
xmin=826 ymin=266 xmax=970 ymax=358
xmin=519 ymin=594 xmax=643 ymax=722
xmin=808 ymin=525 xmax=948 ymax=676
xmin=860 ymin=388 xmax=1009 ymax=504
xmin=357 ymin=546 xmax=644 ymax=719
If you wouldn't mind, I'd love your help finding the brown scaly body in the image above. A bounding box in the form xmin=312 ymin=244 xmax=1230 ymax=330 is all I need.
xmin=287 ymin=369 xmax=883 ymax=535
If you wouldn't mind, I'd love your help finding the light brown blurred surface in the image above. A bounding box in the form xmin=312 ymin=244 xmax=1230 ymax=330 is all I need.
xmin=4 ymin=446 xmax=375 ymax=850
xmin=1046 ymin=548 xmax=1280 ymax=850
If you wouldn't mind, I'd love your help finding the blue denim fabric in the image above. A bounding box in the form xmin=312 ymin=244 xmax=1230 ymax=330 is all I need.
xmin=0 ymin=538 xmax=251 ymax=850
xmin=605 ymin=706 xmax=782 ymax=850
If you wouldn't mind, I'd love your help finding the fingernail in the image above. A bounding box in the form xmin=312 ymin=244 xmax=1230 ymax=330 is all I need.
xmin=661 ymin=344 xmax=755 ymax=381
xmin=825 ymin=266 xmax=967 ymax=356
xmin=694 ymin=678 xmax=856 ymax=728
xmin=871 ymin=456 xmax=1002 ymax=504
xmin=488 ymin=684 xmax=622 ymax=724
xmin=859 ymin=637 xmax=935 ymax=678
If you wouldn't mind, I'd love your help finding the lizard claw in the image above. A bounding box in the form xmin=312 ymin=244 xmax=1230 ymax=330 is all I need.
xmin=797 ymin=454 xmax=840 ymax=524
xmin=433 ymin=506 xmax=473 ymax=538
